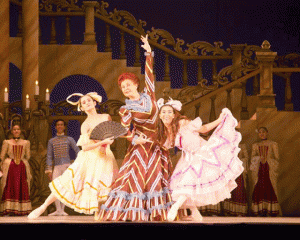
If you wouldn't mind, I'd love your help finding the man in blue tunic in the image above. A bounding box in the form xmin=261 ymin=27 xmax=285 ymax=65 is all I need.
xmin=45 ymin=119 xmax=80 ymax=216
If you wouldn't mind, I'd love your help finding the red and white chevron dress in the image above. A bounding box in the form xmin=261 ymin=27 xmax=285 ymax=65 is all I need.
xmin=97 ymin=53 xmax=173 ymax=221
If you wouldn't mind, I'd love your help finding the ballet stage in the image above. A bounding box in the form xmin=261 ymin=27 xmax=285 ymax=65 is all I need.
xmin=0 ymin=216 xmax=299 ymax=237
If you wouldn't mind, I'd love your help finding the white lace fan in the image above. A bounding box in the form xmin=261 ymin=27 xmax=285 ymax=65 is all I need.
xmin=90 ymin=121 xmax=127 ymax=140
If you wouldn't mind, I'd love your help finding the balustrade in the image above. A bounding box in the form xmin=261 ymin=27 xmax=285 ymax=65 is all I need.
xmin=6 ymin=0 xmax=300 ymax=124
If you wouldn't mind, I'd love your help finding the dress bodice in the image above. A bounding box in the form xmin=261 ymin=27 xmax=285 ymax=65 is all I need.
xmin=120 ymin=92 xmax=158 ymax=141
xmin=0 ymin=139 xmax=30 ymax=165
xmin=252 ymin=140 xmax=278 ymax=158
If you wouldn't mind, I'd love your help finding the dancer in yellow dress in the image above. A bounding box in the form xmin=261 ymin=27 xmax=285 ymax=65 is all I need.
xmin=28 ymin=92 xmax=119 ymax=219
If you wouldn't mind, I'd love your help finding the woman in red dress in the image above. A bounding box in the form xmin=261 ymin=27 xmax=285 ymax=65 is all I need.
xmin=0 ymin=124 xmax=32 ymax=215
xmin=97 ymin=35 xmax=173 ymax=221
xmin=250 ymin=127 xmax=281 ymax=216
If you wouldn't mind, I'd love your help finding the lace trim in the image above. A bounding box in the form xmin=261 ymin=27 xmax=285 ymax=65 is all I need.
xmin=123 ymin=92 xmax=151 ymax=112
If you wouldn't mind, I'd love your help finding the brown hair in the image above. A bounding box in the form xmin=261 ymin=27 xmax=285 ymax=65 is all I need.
xmin=157 ymin=105 xmax=189 ymax=147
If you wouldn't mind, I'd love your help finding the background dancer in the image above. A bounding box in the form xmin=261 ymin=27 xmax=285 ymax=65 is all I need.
xmin=45 ymin=119 xmax=80 ymax=216
xmin=250 ymin=127 xmax=281 ymax=216
xmin=0 ymin=124 xmax=32 ymax=216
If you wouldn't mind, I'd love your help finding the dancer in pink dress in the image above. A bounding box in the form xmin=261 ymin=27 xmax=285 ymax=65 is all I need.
xmin=156 ymin=98 xmax=244 ymax=221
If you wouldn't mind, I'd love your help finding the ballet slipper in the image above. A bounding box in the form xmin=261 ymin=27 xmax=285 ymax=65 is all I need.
xmin=48 ymin=210 xmax=60 ymax=216
xmin=167 ymin=195 xmax=187 ymax=222
xmin=167 ymin=204 xmax=179 ymax=221
xmin=190 ymin=206 xmax=203 ymax=222
xmin=94 ymin=211 xmax=100 ymax=221
xmin=28 ymin=205 xmax=47 ymax=219
xmin=60 ymin=211 xmax=69 ymax=216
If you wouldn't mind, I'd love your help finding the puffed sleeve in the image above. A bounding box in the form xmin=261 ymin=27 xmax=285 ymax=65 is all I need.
xmin=0 ymin=140 xmax=8 ymax=162
xmin=119 ymin=107 xmax=135 ymax=142
xmin=187 ymin=117 xmax=203 ymax=132
xmin=77 ymin=134 xmax=89 ymax=147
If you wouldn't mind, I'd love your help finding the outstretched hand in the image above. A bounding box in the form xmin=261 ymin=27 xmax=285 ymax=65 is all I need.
xmin=219 ymin=112 xmax=227 ymax=120
xmin=141 ymin=34 xmax=152 ymax=53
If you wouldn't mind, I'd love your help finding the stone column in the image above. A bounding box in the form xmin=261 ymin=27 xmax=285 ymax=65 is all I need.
xmin=0 ymin=0 xmax=10 ymax=110
xmin=22 ymin=0 xmax=39 ymax=110
xmin=83 ymin=1 xmax=98 ymax=45
xmin=255 ymin=40 xmax=277 ymax=112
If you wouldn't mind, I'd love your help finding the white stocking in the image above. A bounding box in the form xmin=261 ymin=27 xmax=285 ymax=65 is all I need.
xmin=167 ymin=195 xmax=187 ymax=221
xmin=189 ymin=204 xmax=203 ymax=222
xmin=28 ymin=193 xmax=57 ymax=219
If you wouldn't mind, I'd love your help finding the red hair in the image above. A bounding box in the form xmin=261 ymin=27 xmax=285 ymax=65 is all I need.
xmin=118 ymin=72 xmax=140 ymax=88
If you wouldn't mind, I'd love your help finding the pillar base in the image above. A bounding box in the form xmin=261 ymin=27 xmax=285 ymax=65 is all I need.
xmin=83 ymin=32 xmax=97 ymax=45
xmin=257 ymin=94 xmax=276 ymax=110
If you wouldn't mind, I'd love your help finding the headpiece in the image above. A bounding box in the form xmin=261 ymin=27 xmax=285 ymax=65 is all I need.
xmin=157 ymin=97 xmax=182 ymax=112
xmin=66 ymin=92 xmax=102 ymax=111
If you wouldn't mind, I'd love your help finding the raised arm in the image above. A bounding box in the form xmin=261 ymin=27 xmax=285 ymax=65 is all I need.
xmin=141 ymin=35 xmax=155 ymax=100
xmin=196 ymin=111 xmax=226 ymax=134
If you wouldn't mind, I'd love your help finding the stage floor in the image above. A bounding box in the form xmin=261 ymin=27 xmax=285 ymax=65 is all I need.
xmin=1 ymin=216 xmax=299 ymax=238
xmin=0 ymin=215 xmax=299 ymax=225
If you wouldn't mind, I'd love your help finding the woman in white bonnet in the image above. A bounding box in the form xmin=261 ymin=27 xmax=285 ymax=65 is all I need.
xmin=156 ymin=98 xmax=244 ymax=221
xmin=28 ymin=92 xmax=119 ymax=219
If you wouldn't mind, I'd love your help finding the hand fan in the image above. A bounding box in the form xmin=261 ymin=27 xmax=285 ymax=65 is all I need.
xmin=90 ymin=121 xmax=127 ymax=140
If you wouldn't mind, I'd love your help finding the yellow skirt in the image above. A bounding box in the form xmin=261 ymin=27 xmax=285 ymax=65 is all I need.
xmin=49 ymin=147 xmax=118 ymax=215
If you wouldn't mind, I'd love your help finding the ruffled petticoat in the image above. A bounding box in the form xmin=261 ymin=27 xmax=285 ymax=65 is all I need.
xmin=49 ymin=147 xmax=118 ymax=215
xmin=170 ymin=108 xmax=244 ymax=208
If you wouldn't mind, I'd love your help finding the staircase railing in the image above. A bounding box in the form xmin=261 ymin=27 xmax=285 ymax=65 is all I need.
xmin=9 ymin=0 xmax=300 ymax=118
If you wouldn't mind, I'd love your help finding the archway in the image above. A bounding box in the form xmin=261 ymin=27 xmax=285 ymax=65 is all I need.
xmin=49 ymin=75 xmax=108 ymax=159
xmin=50 ymin=74 xmax=108 ymax=104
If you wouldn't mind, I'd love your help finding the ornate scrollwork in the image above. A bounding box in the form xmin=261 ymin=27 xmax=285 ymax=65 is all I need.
xmin=216 ymin=56 xmax=259 ymax=83
xmin=176 ymin=79 xmax=218 ymax=104
xmin=39 ymin=0 xmax=231 ymax=56
xmin=50 ymin=99 xmax=124 ymax=116
xmin=39 ymin=0 xmax=83 ymax=12
xmin=185 ymin=41 xmax=231 ymax=56
xmin=176 ymin=49 xmax=260 ymax=104
xmin=51 ymin=101 xmax=79 ymax=116
xmin=93 ymin=1 xmax=230 ymax=56
xmin=243 ymin=45 xmax=261 ymax=58
xmin=147 ymin=28 xmax=185 ymax=54
xmin=95 ymin=0 xmax=110 ymax=17
xmin=7 ymin=100 xmax=22 ymax=115
xmin=98 ymin=99 xmax=125 ymax=116
xmin=274 ymin=53 xmax=300 ymax=68
xmin=109 ymin=9 xmax=146 ymax=36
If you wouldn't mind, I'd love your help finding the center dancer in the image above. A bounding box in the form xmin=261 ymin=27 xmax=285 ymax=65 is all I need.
xmin=97 ymin=35 xmax=173 ymax=221
xmin=156 ymin=98 xmax=244 ymax=221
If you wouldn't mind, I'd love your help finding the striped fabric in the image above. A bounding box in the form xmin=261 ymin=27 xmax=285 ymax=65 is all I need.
xmin=97 ymin=53 xmax=174 ymax=221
